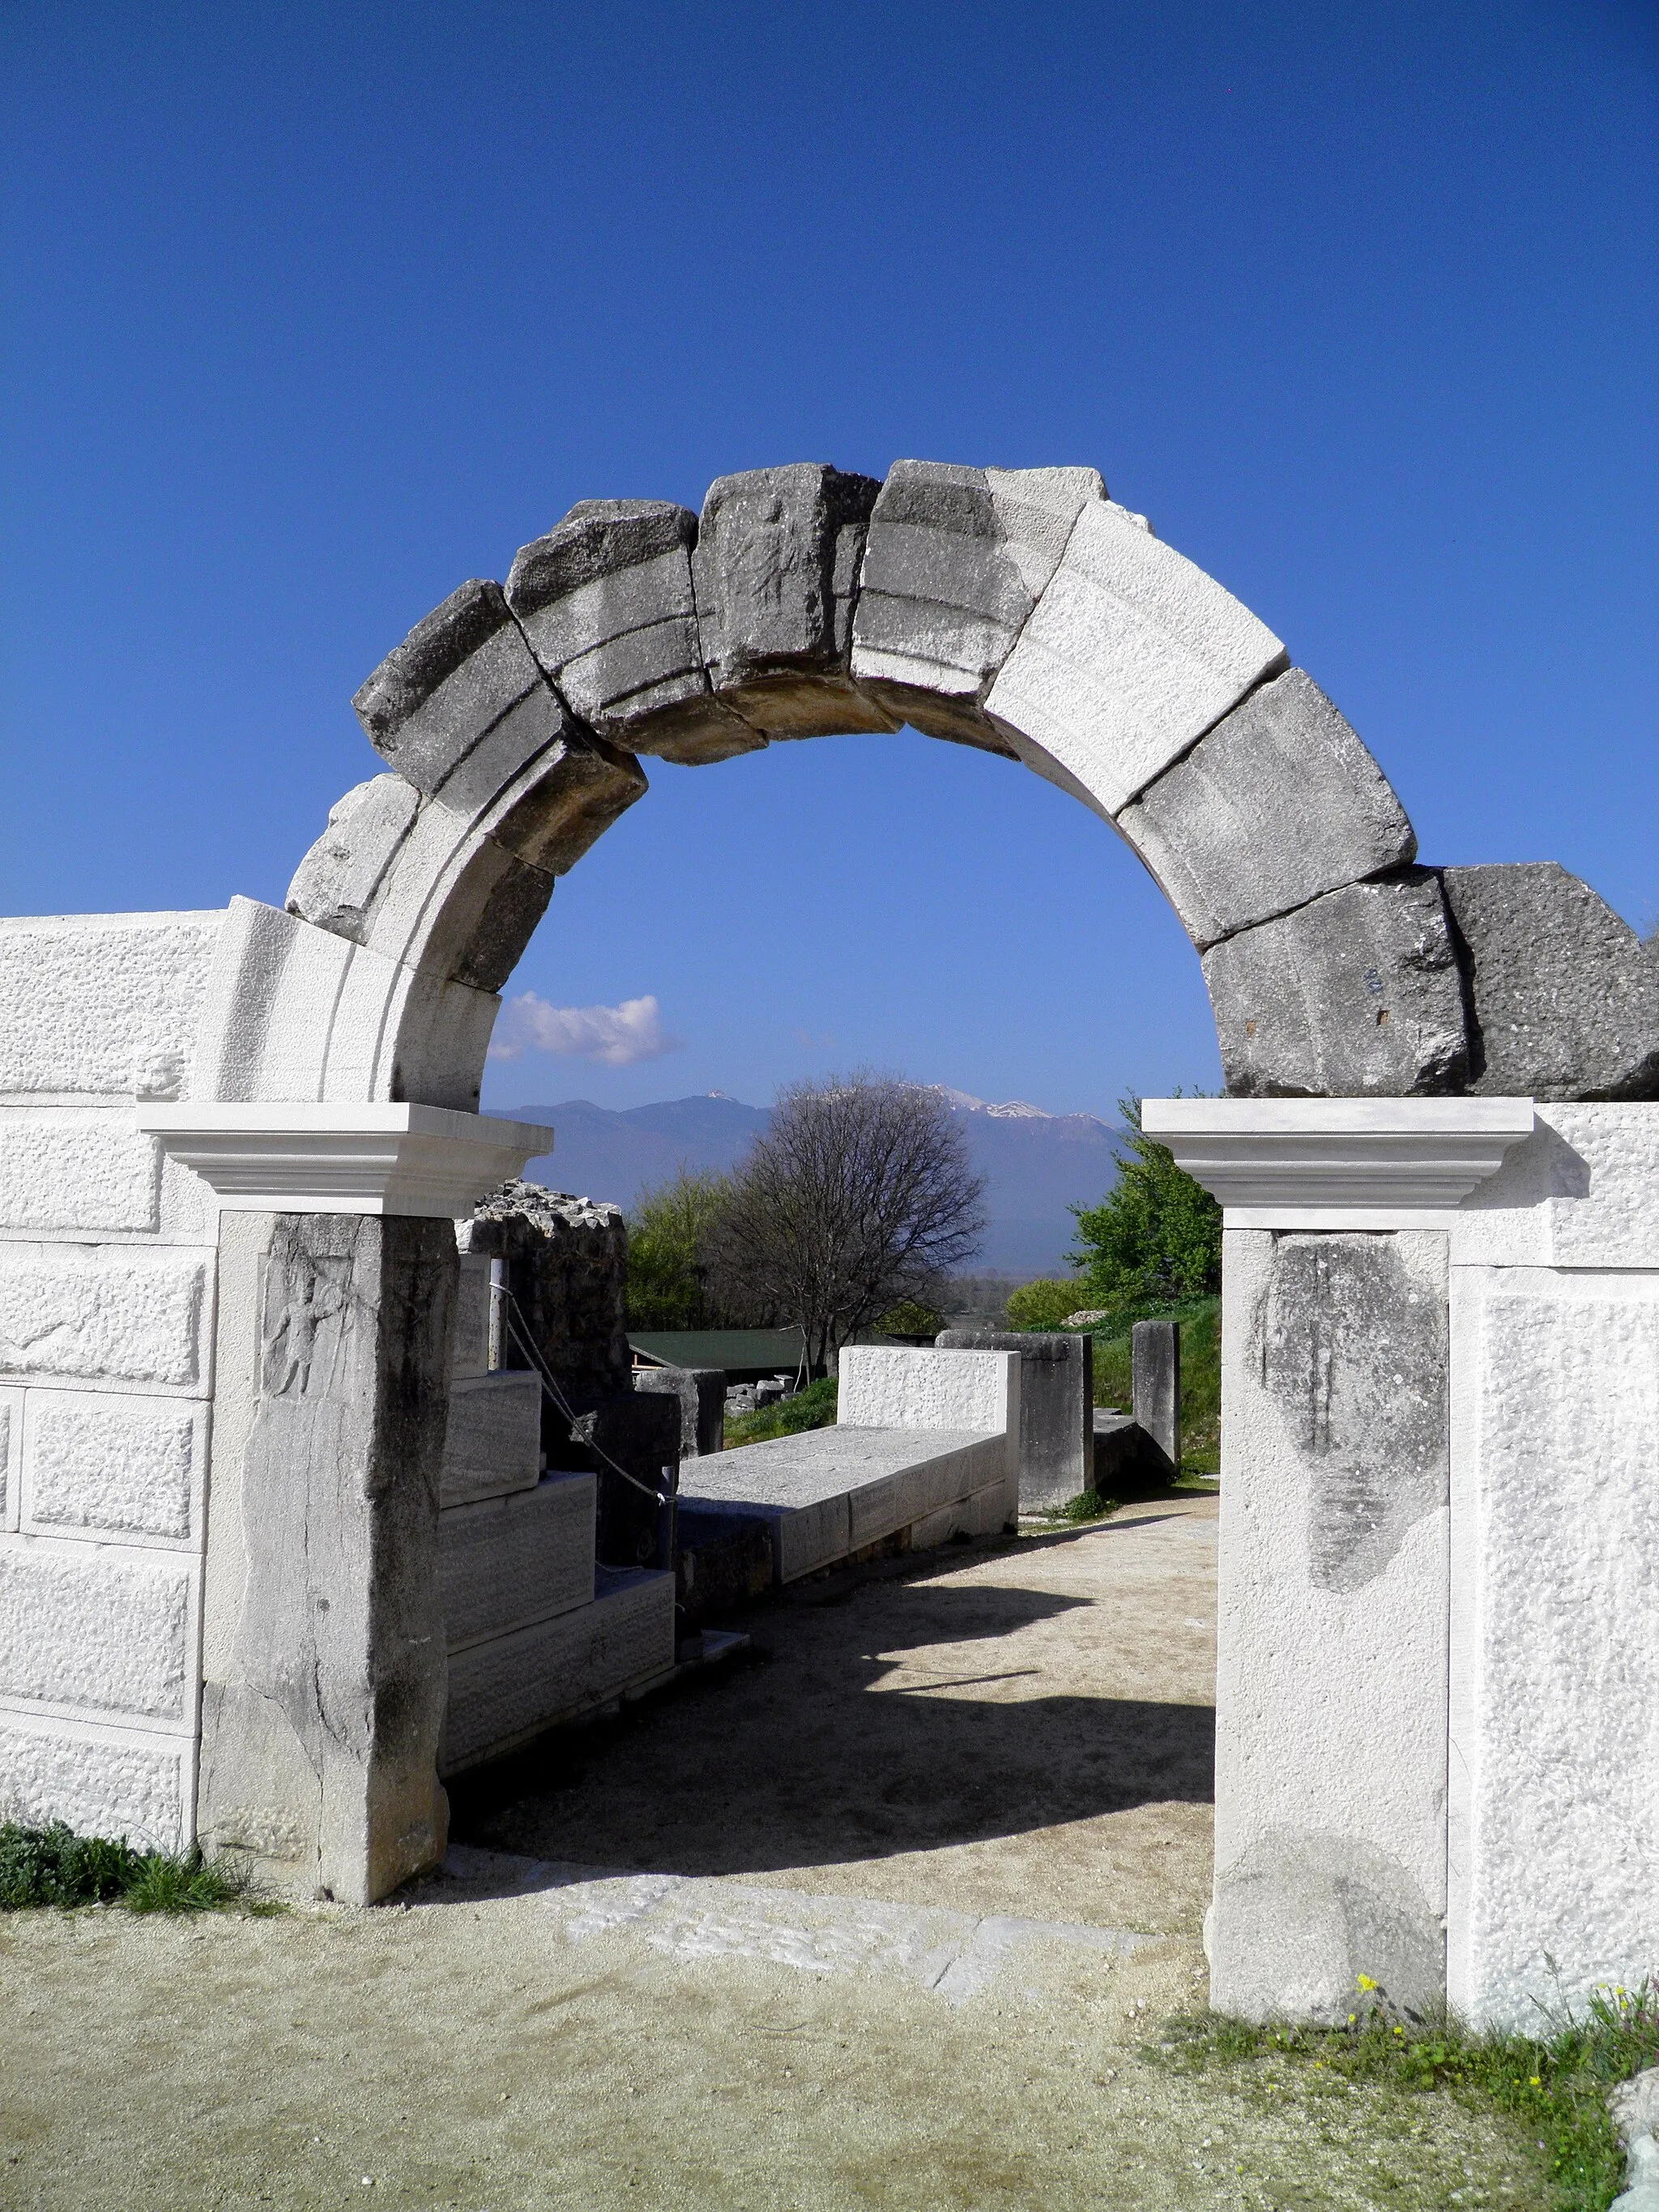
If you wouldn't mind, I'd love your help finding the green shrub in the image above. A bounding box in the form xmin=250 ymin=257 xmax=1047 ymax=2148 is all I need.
xmin=1087 ymin=1296 xmax=1221 ymax=1479
xmin=0 ymin=1820 xmax=268 ymax=1914
xmin=725 ymin=1373 xmax=838 ymax=1447
xmin=1004 ymin=1277 xmax=1090 ymax=1330
xmin=873 ymin=1298 xmax=945 ymax=1339
xmin=625 ymin=1169 xmax=735 ymax=1330
xmin=1068 ymin=1093 xmax=1221 ymax=1325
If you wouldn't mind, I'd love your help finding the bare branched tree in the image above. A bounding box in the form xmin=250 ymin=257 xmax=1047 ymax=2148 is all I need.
xmin=706 ymin=1072 xmax=986 ymax=1372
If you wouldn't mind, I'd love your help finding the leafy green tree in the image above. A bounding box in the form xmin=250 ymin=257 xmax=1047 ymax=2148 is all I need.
xmin=1068 ymin=1094 xmax=1221 ymax=1321
xmin=1004 ymin=1277 xmax=1091 ymax=1330
xmin=624 ymin=1168 xmax=736 ymax=1330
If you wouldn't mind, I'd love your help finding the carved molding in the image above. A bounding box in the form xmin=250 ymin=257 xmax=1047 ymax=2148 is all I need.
xmin=1140 ymin=1096 xmax=1536 ymax=1227
xmin=135 ymin=1103 xmax=554 ymax=1218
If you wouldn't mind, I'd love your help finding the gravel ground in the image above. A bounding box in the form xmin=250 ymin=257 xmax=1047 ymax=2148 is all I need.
xmin=0 ymin=1499 xmax=1548 ymax=2209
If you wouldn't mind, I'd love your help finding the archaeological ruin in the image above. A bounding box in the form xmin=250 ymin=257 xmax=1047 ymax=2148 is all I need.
xmin=1 ymin=459 xmax=1653 ymax=2031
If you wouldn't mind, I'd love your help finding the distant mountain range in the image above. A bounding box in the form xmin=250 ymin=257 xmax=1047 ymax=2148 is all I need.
xmin=489 ymin=1089 xmax=1123 ymax=1275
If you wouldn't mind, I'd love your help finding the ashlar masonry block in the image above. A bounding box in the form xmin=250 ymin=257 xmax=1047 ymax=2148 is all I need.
xmin=0 ymin=1540 xmax=192 ymax=1722
xmin=440 ymin=1370 xmax=544 ymax=1507
xmin=0 ymin=1110 xmax=162 ymax=1234
xmin=438 ymin=1470 xmax=595 ymax=1650
xmin=1117 ymin=669 xmax=1416 ymax=950
xmin=0 ymin=1711 xmax=188 ymax=1853
xmin=0 ymin=1244 xmax=207 ymax=1389
xmin=22 ymin=1391 xmax=203 ymax=1544
xmin=0 ymin=912 xmax=223 ymax=1102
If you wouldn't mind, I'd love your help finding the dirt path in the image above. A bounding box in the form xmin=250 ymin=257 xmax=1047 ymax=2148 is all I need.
xmin=0 ymin=1501 xmax=1544 ymax=2209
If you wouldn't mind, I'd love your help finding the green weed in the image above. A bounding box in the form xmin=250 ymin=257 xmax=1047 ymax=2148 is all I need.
xmin=1158 ymin=1976 xmax=1659 ymax=2211
xmin=0 ymin=1820 xmax=273 ymax=1915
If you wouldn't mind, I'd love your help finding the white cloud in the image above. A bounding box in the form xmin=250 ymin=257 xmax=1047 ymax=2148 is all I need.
xmin=488 ymin=991 xmax=684 ymax=1067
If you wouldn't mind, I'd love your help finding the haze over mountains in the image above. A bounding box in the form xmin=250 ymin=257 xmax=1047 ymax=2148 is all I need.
xmin=493 ymin=1090 xmax=1124 ymax=1275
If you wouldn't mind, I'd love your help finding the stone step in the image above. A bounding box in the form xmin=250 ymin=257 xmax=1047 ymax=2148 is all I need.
xmin=440 ymin=1369 xmax=543 ymax=1507
xmin=437 ymin=1470 xmax=595 ymax=1652
xmin=439 ymin=1565 xmax=676 ymax=1777
xmin=678 ymin=1426 xmax=1014 ymax=1584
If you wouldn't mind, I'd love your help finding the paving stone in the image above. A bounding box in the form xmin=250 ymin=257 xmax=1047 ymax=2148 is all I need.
xmin=507 ymin=501 xmax=766 ymax=765
xmin=851 ymin=462 xmax=1103 ymax=753
xmin=693 ymin=463 xmax=894 ymax=735
xmin=986 ymin=497 xmax=1287 ymax=815
xmin=1117 ymin=668 xmax=1416 ymax=948
xmin=1201 ymin=872 xmax=1469 ymax=1096
xmin=352 ymin=578 xmax=576 ymax=807
xmin=438 ymin=1470 xmax=595 ymax=1649
xmin=1440 ymin=862 xmax=1659 ymax=1100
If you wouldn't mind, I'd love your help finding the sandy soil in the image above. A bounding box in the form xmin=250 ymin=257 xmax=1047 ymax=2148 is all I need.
xmin=0 ymin=1499 xmax=1546 ymax=2210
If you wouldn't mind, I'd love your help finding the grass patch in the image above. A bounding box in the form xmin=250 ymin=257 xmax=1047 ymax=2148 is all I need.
xmin=1039 ymin=1490 xmax=1119 ymax=1525
xmin=725 ymin=1373 xmax=838 ymax=1447
xmin=1157 ymin=1978 xmax=1659 ymax=2211
xmin=0 ymin=1820 xmax=275 ymax=1915
xmin=1084 ymin=1296 xmax=1221 ymax=1478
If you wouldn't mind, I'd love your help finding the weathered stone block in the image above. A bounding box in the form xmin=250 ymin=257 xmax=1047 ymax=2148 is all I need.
xmin=450 ymin=1251 xmax=493 ymax=1379
xmin=985 ymin=498 xmax=1287 ymax=814
xmin=838 ymin=1345 xmax=1017 ymax=1435
xmin=693 ymin=463 xmax=893 ymax=735
xmin=462 ymin=1183 xmax=632 ymax=1407
xmin=0 ymin=1110 xmax=162 ymax=1234
xmin=1452 ymin=1275 xmax=1659 ymax=2027
xmin=1441 ymin=862 xmax=1659 ymax=1101
xmin=565 ymin=1390 xmax=680 ymax=1573
xmin=0 ymin=1541 xmax=191 ymax=1720
xmin=0 ymin=1711 xmax=186 ymax=1853
xmin=352 ymin=578 xmax=574 ymax=812
xmin=195 ymin=1213 xmax=455 ymax=1904
xmin=906 ymin=1475 xmax=1017 ymax=1548
xmin=440 ymin=1370 xmax=544 ymax=1507
xmin=1132 ymin=1319 xmax=1180 ymax=1475
xmin=438 ymin=1470 xmax=595 ymax=1649
xmin=0 ymin=1390 xmax=16 ymax=1530
xmin=633 ymin=1365 xmax=727 ymax=1458
xmin=1213 ymin=1228 xmax=1450 ymax=2022
xmin=507 ymin=501 xmax=765 ymax=765
xmin=23 ymin=1391 xmax=201 ymax=1543
xmin=933 ymin=1331 xmax=1086 ymax=1511
xmin=0 ymin=912 xmax=222 ymax=1101
xmin=285 ymin=775 xmax=421 ymax=944
xmin=1202 ymin=872 xmax=1468 ymax=1097
xmin=851 ymin=462 xmax=1103 ymax=752
xmin=1117 ymin=669 xmax=1416 ymax=948
xmin=440 ymin=1564 xmax=676 ymax=1774
xmin=0 ymin=1244 xmax=207 ymax=1387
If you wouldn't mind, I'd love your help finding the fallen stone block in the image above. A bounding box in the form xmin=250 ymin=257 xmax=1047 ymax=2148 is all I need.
xmin=506 ymin=500 xmax=766 ymax=765
xmin=440 ymin=1565 xmax=676 ymax=1774
xmin=440 ymin=1370 xmax=543 ymax=1507
xmin=675 ymin=1502 xmax=774 ymax=1628
xmin=933 ymin=1330 xmax=1089 ymax=1512
xmin=1117 ymin=668 xmax=1416 ymax=948
xmin=986 ymin=497 xmax=1287 ymax=815
xmin=438 ymin=1470 xmax=595 ymax=1650
xmin=693 ymin=462 xmax=894 ymax=736
xmin=851 ymin=462 xmax=1103 ymax=752
xmin=1201 ymin=872 xmax=1469 ymax=1096
xmin=352 ymin=578 xmax=578 ymax=812
xmin=1440 ymin=862 xmax=1659 ymax=1100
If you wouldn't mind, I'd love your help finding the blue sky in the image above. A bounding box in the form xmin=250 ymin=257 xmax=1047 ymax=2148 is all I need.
xmin=4 ymin=2 xmax=1655 ymax=1117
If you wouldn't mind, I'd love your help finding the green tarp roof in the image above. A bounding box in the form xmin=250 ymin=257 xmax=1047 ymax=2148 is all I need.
xmin=629 ymin=1328 xmax=808 ymax=1374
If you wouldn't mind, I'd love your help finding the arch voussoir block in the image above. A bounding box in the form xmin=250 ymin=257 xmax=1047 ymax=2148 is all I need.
xmin=984 ymin=495 xmax=1289 ymax=815
xmin=851 ymin=461 xmax=1104 ymax=756
xmin=1202 ymin=871 xmax=1469 ymax=1097
xmin=1116 ymin=668 xmax=1418 ymax=951
xmin=1441 ymin=863 xmax=1659 ymax=1100
xmin=693 ymin=463 xmax=896 ymax=737
xmin=506 ymin=501 xmax=764 ymax=765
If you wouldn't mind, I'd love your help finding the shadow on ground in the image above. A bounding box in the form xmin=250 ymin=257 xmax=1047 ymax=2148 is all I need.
xmin=449 ymin=1524 xmax=1216 ymax=1890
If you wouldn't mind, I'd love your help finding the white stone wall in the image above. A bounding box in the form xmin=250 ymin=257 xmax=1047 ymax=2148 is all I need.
xmin=1447 ymin=1105 xmax=1659 ymax=2030
xmin=838 ymin=1345 xmax=1018 ymax=1440
xmin=0 ymin=910 xmax=225 ymax=1852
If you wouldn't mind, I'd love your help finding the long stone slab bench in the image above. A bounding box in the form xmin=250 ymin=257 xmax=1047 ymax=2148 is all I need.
xmin=677 ymin=1346 xmax=1019 ymax=1585
xmin=439 ymin=1565 xmax=675 ymax=1776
